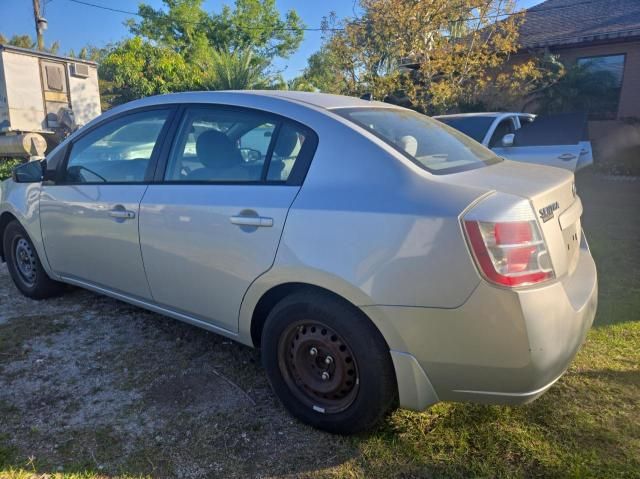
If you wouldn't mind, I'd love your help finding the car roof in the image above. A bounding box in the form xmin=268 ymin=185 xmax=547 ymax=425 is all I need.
xmin=63 ymin=90 xmax=403 ymax=149
xmin=240 ymin=90 xmax=393 ymax=110
xmin=108 ymin=90 xmax=395 ymax=115
xmin=434 ymin=112 xmax=534 ymax=119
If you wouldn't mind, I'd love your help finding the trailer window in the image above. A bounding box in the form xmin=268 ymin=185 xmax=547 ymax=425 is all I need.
xmin=45 ymin=65 xmax=64 ymax=91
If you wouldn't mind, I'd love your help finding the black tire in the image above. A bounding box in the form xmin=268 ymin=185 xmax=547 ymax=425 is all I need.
xmin=3 ymin=220 xmax=65 ymax=299
xmin=261 ymin=289 xmax=397 ymax=434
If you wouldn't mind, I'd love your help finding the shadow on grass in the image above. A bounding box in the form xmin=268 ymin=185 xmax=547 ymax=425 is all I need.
xmin=350 ymin=362 xmax=639 ymax=479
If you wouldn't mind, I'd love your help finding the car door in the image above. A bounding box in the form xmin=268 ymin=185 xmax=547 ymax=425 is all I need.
xmin=139 ymin=105 xmax=317 ymax=332
xmin=491 ymin=113 xmax=587 ymax=171
xmin=39 ymin=107 xmax=174 ymax=299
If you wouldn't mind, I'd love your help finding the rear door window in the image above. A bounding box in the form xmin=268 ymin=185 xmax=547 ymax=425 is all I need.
xmin=164 ymin=106 xmax=316 ymax=183
xmin=513 ymin=113 xmax=588 ymax=146
xmin=164 ymin=108 xmax=276 ymax=182
xmin=267 ymin=123 xmax=309 ymax=181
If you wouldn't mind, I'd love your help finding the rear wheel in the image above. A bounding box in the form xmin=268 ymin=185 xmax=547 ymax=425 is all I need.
xmin=261 ymin=290 xmax=397 ymax=434
xmin=3 ymin=220 xmax=65 ymax=299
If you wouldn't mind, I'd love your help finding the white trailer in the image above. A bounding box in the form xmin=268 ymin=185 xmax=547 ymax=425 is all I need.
xmin=0 ymin=44 xmax=101 ymax=158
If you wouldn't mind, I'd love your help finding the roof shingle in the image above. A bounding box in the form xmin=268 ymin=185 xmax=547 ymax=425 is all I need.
xmin=519 ymin=0 xmax=640 ymax=48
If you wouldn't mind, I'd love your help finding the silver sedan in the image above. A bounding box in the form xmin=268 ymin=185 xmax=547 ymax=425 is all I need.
xmin=0 ymin=91 xmax=598 ymax=434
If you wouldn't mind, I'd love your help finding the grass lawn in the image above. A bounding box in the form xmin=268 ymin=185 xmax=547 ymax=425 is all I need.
xmin=0 ymin=170 xmax=638 ymax=478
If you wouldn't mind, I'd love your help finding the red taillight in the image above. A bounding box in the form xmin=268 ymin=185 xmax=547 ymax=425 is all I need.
xmin=464 ymin=220 xmax=554 ymax=287
xmin=494 ymin=222 xmax=532 ymax=244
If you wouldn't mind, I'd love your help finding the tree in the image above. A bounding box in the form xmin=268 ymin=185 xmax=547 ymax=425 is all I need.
xmin=204 ymin=49 xmax=271 ymax=90
xmin=0 ymin=33 xmax=59 ymax=53
xmin=101 ymin=0 xmax=304 ymax=106
xmin=296 ymin=47 xmax=344 ymax=93
xmin=100 ymin=37 xmax=201 ymax=105
xmin=307 ymin=0 xmax=532 ymax=114
xmin=0 ymin=33 xmax=34 ymax=49
xmin=126 ymin=0 xmax=303 ymax=72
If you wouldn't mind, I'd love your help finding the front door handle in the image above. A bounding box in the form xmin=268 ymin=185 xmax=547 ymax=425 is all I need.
xmin=109 ymin=208 xmax=136 ymax=219
xmin=230 ymin=215 xmax=273 ymax=227
xmin=558 ymin=153 xmax=577 ymax=161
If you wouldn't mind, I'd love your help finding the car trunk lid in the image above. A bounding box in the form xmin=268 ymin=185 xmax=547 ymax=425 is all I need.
xmin=441 ymin=159 xmax=582 ymax=278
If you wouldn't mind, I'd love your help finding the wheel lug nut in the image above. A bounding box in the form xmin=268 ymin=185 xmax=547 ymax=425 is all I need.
xmin=309 ymin=347 xmax=318 ymax=357
xmin=324 ymin=356 xmax=334 ymax=365
xmin=321 ymin=371 xmax=330 ymax=381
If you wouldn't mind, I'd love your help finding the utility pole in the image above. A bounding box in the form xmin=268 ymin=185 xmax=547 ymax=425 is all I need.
xmin=32 ymin=0 xmax=48 ymax=51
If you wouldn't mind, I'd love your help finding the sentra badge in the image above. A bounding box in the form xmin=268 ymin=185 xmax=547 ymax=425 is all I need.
xmin=539 ymin=201 xmax=559 ymax=223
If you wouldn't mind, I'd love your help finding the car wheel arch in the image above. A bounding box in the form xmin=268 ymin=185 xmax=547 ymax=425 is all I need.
xmin=0 ymin=211 xmax=19 ymax=262
xmin=248 ymin=282 xmax=389 ymax=352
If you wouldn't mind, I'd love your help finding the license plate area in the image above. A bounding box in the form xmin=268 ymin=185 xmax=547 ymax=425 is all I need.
xmin=561 ymin=217 xmax=581 ymax=274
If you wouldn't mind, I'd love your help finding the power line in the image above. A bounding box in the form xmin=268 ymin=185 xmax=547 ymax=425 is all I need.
xmin=65 ymin=0 xmax=331 ymax=31
xmin=67 ymin=0 xmax=137 ymax=16
xmin=63 ymin=0 xmax=612 ymax=32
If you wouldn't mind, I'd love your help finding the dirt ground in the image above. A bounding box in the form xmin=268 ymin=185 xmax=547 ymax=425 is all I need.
xmin=0 ymin=264 xmax=356 ymax=478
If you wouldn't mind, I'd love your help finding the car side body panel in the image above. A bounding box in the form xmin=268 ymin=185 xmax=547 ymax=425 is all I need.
xmin=0 ymin=180 xmax=54 ymax=275
xmin=236 ymin=114 xmax=490 ymax=345
xmin=492 ymin=144 xmax=582 ymax=171
xmin=40 ymin=184 xmax=153 ymax=299
xmin=139 ymin=184 xmax=301 ymax=333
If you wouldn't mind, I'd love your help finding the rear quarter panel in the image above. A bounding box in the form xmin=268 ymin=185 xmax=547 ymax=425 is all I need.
xmin=238 ymin=113 xmax=492 ymax=344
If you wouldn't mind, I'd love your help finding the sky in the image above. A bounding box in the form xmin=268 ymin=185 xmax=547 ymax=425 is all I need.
xmin=0 ymin=0 xmax=544 ymax=80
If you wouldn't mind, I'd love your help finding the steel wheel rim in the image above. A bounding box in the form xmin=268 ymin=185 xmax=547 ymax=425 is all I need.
xmin=13 ymin=236 xmax=37 ymax=287
xmin=278 ymin=320 xmax=359 ymax=414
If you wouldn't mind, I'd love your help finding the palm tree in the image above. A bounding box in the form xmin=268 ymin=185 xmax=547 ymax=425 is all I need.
xmin=205 ymin=49 xmax=270 ymax=90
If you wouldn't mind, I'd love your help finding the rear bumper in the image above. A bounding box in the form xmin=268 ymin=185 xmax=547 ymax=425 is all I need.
xmin=364 ymin=240 xmax=598 ymax=410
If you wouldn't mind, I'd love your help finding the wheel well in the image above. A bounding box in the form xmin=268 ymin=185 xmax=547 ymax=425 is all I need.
xmin=0 ymin=212 xmax=18 ymax=262
xmin=250 ymin=282 xmax=385 ymax=350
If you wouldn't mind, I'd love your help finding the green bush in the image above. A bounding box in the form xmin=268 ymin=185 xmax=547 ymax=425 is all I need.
xmin=0 ymin=158 xmax=23 ymax=181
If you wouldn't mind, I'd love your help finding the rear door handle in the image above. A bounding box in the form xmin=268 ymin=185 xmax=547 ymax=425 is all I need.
xmin=109 ymin=208 xmax=136 ymax=219
xmin=558 ymin=153 xmax=577 ymax=161
xmin=230 ymin=215 xmax=273 ymax=227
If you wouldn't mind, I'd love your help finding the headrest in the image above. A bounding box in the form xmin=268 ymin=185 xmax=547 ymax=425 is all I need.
xmin=274 ymin=127 xmax=299 ymax=158
xmin=196 ymin=130 xmax=242 ymax=168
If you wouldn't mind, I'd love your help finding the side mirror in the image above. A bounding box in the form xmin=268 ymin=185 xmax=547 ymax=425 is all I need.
xmin=239 ymin=148 xmax=262 ymax=163
xmin=12 ymin=160 xmax=45 ymax=183
xmin=501 ymin=133 xmax=515 ymax=147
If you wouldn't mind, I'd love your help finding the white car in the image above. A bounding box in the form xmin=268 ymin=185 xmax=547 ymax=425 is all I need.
xmin=435 ymin=112 xmax=593 ymax=171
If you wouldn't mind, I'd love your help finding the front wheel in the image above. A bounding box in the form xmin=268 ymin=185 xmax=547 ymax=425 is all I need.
xmin=3 ymin=220 xmax=65 ymax=299
xmin=261 ymin=290 xmax=397 ymax=434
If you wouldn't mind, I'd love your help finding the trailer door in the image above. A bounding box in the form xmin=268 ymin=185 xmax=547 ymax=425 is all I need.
xmin=39 ymin=60 xmax=70 ymax=129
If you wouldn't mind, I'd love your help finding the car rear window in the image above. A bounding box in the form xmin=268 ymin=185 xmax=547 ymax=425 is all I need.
xmin=335 ymin=108 xmax=501 ymax=174
xmin=434 ymin=116 xmax=495 ymax=143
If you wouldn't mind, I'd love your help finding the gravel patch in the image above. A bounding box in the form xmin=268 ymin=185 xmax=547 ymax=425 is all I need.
xmin=0 ymin=263 xmax=356 ymax=477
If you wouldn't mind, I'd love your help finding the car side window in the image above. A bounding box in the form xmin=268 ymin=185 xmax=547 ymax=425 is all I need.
xmin=266 ymin=123 xmax=309 ymax=181
xmin=239 ymin=123 xmax=276 ymax=162
xmin=65 ymin=109 xmax=170 ymax=183
xmin=165 ymin=108 xmax=277 ymax=182
xmin=489 ymin=119 xmax=516 ymax=148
